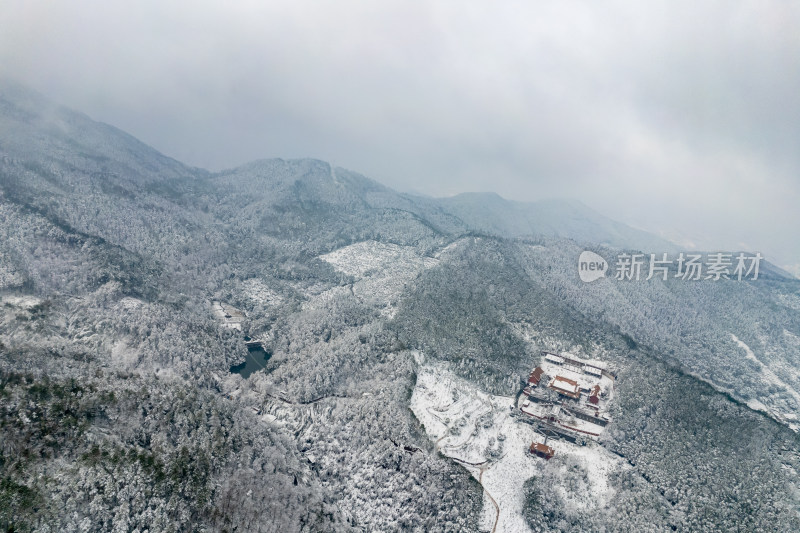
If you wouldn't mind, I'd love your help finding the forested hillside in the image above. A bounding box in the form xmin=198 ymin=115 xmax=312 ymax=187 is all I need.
xmin=1 ymin=81 xmax=799 ymax=532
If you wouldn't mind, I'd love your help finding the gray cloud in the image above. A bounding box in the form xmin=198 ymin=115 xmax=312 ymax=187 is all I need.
xmin=2 ymin=0 xmax=799 ymax=272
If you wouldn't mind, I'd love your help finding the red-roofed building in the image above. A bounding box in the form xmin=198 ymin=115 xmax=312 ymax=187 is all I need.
xmin=528 ymin=367 xmax=544 ymax=386
xmin=589 ymin=384 xmax=601 ymax=405
xmin=530 ymin=442 xmax=555 ymax=459
xmin=549 ymin=375 xmax=581 ymax=399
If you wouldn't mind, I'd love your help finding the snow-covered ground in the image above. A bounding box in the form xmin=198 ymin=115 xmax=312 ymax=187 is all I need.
xmin=319 ymin=240 xmax=438 ymax=317
xmin=1 ymin=294 xmax=42 ymax=309
xmin=212 ymin=300 xmax=245 ymax=330
xmin=320 ymin=240 xmax=436 ymax=278
xmin=411 ymin=361 xmax=620 ymax=533
xmin=731 ymin=333 xmax=800 ymax=430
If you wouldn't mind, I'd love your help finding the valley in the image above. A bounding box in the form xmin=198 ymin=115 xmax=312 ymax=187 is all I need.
xmin=1 ymin=81 xmax=799 ymax=532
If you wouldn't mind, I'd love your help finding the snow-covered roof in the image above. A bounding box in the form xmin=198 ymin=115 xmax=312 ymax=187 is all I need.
xmin=558 ymin=353 xmax=607 ymax=369
xmin=583 ymin=365 xmax=603 ymax=376
xmin=530 ymin=442 xmax=555 ymax=456
xmin=550 ymin=375 xmax=580 ymax=395
xmin=545 ymin=354 xmax=564 ymax=364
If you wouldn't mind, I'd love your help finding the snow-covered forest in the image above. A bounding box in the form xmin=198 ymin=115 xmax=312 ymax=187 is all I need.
xmin=1 ymin=80 xmax=800 ymax=532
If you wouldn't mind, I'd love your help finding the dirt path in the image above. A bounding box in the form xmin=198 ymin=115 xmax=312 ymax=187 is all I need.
xmin=479 ymin=466 xmax=500 ymax=533
xmin=434 ymin=402 xmax=493 ymax=454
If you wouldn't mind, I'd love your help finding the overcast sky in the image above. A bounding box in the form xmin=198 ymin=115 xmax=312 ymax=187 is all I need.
xmin=2 ymin=1 xmax=799 ymax=272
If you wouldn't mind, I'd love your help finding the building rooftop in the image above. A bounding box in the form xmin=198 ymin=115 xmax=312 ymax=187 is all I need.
xmin=530 ymin=442 xmax=555 ymax=457
xmin=544 ymin=353 xmax=565 ymax=364
xmin=584 ymin=365 xmax=603 ymax=376
xmin=528 ymin=367 xmax=545 ymax=384
xmin=549 ymin=375 xmax=581 ymax=398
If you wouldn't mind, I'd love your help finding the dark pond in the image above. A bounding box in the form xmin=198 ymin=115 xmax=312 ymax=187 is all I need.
xmin=230 ymin=344 xmax=271 ymax=378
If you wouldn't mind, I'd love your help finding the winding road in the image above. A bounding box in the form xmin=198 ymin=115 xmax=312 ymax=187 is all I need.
xmin=480 ymin=466 xmax=500 ymax=533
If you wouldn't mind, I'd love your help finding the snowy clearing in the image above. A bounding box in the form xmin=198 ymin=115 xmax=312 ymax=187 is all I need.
xmin=319 ymin=241 xmax=438 ymax=316
xmin=212 ymin=300 xmax=245 ymax=330
xmin=319 ymin=240 xmax=436 ymax=278
xmin=1 ymin=295 xmax=43 ymax=309
xmin=411 ymin=362 xmax=620 ymax=533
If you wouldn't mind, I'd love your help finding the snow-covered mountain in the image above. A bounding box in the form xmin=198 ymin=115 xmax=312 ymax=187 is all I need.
xmin=433 ymin=192 xmax=678 ymax=252
xmin=2 ymin=81 xmax=799 ymax=532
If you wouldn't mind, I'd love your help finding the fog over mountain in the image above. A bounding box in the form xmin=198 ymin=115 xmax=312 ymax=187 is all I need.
xmin=2 ymin=1 xmax=799 ymax=274
xmin=2 ymin=80 xmax=800 ymax=532
xmin=3 ymin=3 xmax=800 ymax=531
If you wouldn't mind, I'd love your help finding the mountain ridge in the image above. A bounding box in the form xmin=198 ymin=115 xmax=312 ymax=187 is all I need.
xmin=1 ymin=79 xmax=680 ymax=255
xmin=2 ymin=79 xmax=800 ymax=533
